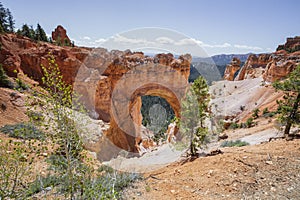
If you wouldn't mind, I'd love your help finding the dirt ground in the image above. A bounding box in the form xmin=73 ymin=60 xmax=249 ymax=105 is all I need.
xmin=1 ymin=83 xmax=300 ymax=200
xmin=122 ymin=139 xmax=300 ymax=200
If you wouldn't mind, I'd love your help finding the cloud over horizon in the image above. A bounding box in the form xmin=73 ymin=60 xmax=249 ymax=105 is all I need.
xmin=73 ymin=34 xmax=272 ymax=56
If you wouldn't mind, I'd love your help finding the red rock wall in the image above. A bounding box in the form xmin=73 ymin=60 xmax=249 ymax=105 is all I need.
xmin=0 ymin=33 xmax=191 ymax=156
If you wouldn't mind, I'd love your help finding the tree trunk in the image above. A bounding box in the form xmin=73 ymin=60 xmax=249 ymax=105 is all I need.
xmin=284 ymin=93 xmax=300 ymax=137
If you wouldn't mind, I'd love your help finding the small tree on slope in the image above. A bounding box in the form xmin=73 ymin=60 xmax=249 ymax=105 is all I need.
xmin=180 ymin=76 xmax=210 ymax=156
xmin=273 ymin=64 xmax=300 ymax=137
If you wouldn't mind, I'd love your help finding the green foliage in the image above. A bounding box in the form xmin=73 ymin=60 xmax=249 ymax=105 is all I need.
xmin=262 ymin=107 xmax=276 ymax=118
xmin=252 ymin=108 xmax=260 ymax=119
xmin=79 ymin=169 xmax=141 ymax=199
xmin=0 ymin=64 xmax=13 ymax=88
xmin=262 ymin=107 xmax=269 ymax=115
xmin=0 ymin=2 xmax=14 ymax=33
xmin=180 ymin=76 xmax=210 ymax=156
xmin=26 ymin=110 xmax=44 ymax=122
xmin=17 ymin=23 xmax=48 ymax=42
xmin=64 ymin=38 xmax=70 ymax=46
xmin=0 ymin=122 xmax=45 ymax=140
xmin=38 ymin=54 xmax=87 ymax=198
xmin=0 ymin=140 xmax=31 ymax=199
xmin=15 ymin=77 xmax=28 ymax=91
xmin=192 ymin=76 xmax=210 ymax=127
xmin=220 ymin=140 xmax=250 ymax=147
xmin=17 ymin=24 xmax=35 ymax=39
xmin=35 ymin=23 xmax=48 ymax=42
xmin=0 ymin=54 xmax=140 ymax=199
xmin=245 ymin=117 xmax=255 ymax=128
xmin=273 ymin=64 xmax=300 ymax=136
xmin=25 ymin=175 xmax=60 ymax=198
xmin=229 ymin=122 xmax=239 ymax=129
xmin=233 ymin=117 xmax=256 ymax=129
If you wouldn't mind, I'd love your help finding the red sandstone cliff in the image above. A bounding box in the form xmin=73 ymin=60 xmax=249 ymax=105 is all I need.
xmin=223 ymin=36 xmax=300 ymax=82
xmin=0 ymin=32 xmax=191 ymax=159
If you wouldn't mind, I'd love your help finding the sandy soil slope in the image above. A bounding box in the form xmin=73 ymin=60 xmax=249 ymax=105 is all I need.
xmin=122 ymin=139 xmax=300 ymax=200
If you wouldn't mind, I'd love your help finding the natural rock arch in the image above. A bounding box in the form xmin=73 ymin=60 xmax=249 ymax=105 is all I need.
xmin=109 ymin=63 xmax=189 ymax=153
xmin=72 ymin=50 xmax=191 ymax=160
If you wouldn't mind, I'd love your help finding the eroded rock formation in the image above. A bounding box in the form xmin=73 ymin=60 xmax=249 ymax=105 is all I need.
xmin=276 ymin=36 xmax=300 ymax=52
xmin=235 ymin=54 xmax=271 ymax=80
xmin=0 ymin=33 xmax=191 ymax=160
xmin=52 ymin=25 xmax=71 ymax=45
xmin=232 ymin=36 xmax=300 ymax=82
xmin=223 ymin=57 xmax=241 ymax=81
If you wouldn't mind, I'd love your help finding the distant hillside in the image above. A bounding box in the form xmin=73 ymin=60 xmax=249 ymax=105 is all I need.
xmin=190 ymin=53 xmax=252 ymax=83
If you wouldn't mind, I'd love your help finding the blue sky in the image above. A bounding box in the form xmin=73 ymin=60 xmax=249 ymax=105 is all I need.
xmin=2 ymin=0 xmax=300 ymax=56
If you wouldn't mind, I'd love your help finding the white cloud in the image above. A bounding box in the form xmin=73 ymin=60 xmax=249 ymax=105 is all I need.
xmin=175 ymin=38 xmax=203 ymax=46
xmin=72 ymin=33 xmax=267 ymax=56
xmin=83 ymin=36 xmax=91 ymax=40
xmin=111 ymin=34 xmax=154 ymax=46
xmin=95 ymin=38 xmax=106 ymax=43
xmin=155 ymin=37 xmax=174 ymax=44
xmin=214 ymin=43 xmax=231 ymax=48
xmin=234 ymin=44 xmax=263 ymax=51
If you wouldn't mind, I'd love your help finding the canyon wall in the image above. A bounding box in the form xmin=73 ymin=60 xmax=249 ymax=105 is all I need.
xmin=223 ymin=36 xmax=300 ymax=82
xmin=0 ymin=32 xmax=191 ymax=159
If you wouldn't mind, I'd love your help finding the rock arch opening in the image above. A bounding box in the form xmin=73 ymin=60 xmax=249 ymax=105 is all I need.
xmin=141 ymin=95 xmax=175 ymax=143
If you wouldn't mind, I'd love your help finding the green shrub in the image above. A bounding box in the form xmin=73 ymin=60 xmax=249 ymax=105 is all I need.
xmin=262 ymin=108 xmax=276 ymax=118
xmin=0 ymin=122 xmax=45 ymax=140
xmin=245 ymin=117 xmax=254 ymax=128
xmin=220 ymin=140 xmax=250 ymax=147
xmin=26 ymin=110 xmax=44 ymax=121
xmin=262 ymin=107 xmax=269 ymax=115
xmin=25 ymin=175 xmax=60 ymax=198
xmin=0 ymin=65 xmax=13 ymax=88
xmin=252 ymin=108 xmax=260 ymax=119
xmin=229 ymin=122 xmax=239 ymax=129
xmin=15 ymin=78 xmax=28 ymax=91
xmin=0 ymin=140 xmax=31 ymax=199
xmin=81 ymin=169 xmax=141 ymax=199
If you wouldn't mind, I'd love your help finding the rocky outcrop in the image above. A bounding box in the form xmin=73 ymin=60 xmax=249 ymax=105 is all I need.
xmin=223 ymin=57 xmax=241 ymax=81
xmin=262 ymin=51 xmax=300 ymax=82
xmin=235 ymin=54 xmax=271 ymax=80
xmin=0 ymin=33 xmax=89 ymax=82
xmin=277 ymin=36 xmax=300 ymax=52
xmin=52 ymin=25 xmax=71 ymax=46
xmin=0 ymin=33 xmax=191 ymax=160
xmin=235 ymin=36 xmax=300 ymax=82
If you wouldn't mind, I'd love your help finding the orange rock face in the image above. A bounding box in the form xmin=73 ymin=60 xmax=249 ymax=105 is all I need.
xmin=236 ymin=54 xmax=271 ymax=81
xmin=235 ymin=37 xmax=300 ymax=82
xmin=223 ymin=57 xmax=241 ymax=81
xmin=0 ymin=33 xmax=191 ymax=159
xmin=51 ymin=25 xmax=72 ymax=45
xmin=276 ymin=36 xmax=300 ymax=52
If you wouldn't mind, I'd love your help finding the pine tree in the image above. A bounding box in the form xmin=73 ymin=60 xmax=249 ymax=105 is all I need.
xmin=191 ymin=76 xmax=210 ymax=128
xmin=273 ymin=64 xmax=300 ymax=137
xmin=18 ymin=24 xmax=35 ymax=40
xmin=35 ymin=23 xmax=48 ymax=42
xmin=0 ymin=2 xmax=8 ymax=32
xmin=180 ymin=76 xmax=210 ymax=156
xmin=6 ymin=8 xmax=14 ymax=33
xmin=0 ymin=3 xmax=14 ymax=33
